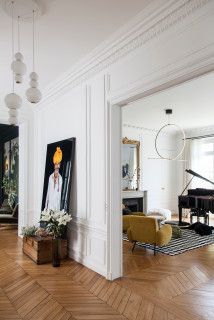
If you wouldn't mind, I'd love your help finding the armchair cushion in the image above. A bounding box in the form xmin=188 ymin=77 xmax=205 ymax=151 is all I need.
xmin=156 ymin=224 xmax=172 ymax=246
xmin=127 ymin=216 xmax=172 ymax=248
xmin=123 ymin=212 xmax=145 ymax=233
xmin=127 ymin=216 xmax=158 ymax=244
xmin=123 ymin=215 xmax=131 ymax=233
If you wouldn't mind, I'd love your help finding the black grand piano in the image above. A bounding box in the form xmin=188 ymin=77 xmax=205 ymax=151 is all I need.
xmin=178 ymin=169 xmax=214 ymax=225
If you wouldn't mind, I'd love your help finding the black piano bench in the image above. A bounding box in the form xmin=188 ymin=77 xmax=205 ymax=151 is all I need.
xmin=190 ymin=210 xmax=209 ymax=225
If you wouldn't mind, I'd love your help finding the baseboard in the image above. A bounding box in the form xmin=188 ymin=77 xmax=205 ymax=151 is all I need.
xmin=69 ymin=248 xmax=107 ymax=278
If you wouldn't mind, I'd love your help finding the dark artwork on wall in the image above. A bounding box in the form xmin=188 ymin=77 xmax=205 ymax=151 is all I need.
xmin=41 ymin=138 xmax=75 ymax=213
xmin=122 ymin=163 xmax=129 ymax=178
xmin=0 ymin=124 xmax=18 ymax=206
xmin=2 ymin=137 xmax=19 ymax=208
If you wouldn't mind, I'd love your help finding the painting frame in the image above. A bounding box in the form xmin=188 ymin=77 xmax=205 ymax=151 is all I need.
xmin=41 ymin=138 xmax=76 ymax=213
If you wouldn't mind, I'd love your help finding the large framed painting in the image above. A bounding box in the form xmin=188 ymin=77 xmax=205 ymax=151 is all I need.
xmin=41 ymin=138 xmax=75 ymax=213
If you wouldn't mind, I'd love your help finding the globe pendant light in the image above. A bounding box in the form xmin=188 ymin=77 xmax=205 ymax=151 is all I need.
xmin=5 ymin=1 xmax=22 ymax=126
xmin=11 ymin=16 xmax=26 ymax=83
xmin=26 ymin=9 xmax=42 ymax=104
xmin=5 ymin=92 xmax=22 ymax=125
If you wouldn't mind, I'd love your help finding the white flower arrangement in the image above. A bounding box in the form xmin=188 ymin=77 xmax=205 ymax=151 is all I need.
xmin=40 ymin=209 xmax=72 ymax=237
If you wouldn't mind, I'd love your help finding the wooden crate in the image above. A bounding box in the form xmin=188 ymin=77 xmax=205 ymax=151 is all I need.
xmin=23 ymin=236 xmax=67 ymax=264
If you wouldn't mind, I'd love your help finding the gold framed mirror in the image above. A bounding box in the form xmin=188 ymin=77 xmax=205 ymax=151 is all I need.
xmin=122 ymin=137 xmax=140 ymax=190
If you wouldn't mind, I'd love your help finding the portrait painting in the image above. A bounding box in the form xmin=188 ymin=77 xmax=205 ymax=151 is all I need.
xmin=41 ymin=138 xmax=75 ymax=213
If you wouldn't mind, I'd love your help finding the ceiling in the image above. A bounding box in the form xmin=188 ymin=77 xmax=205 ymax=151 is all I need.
xmin=0 ymin=0 xmax=151 ymax=108
xmin=122 ymin=72 xmax=214 ymax=131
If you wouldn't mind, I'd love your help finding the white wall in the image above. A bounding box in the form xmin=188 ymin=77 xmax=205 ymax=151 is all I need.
xmin=122 ymin=124 xmax=178 ymax=213
xmin=176 ymin=125 xmax=214 ymax=193
xmin=28 ymin=0 xmax=214 ymax=278
xmin=33 ymin=81 xmax=108 ymax=276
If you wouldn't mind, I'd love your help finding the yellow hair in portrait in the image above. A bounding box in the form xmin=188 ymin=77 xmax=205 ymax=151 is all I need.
xmin=53 ymin=147 xmax=63 ymax=164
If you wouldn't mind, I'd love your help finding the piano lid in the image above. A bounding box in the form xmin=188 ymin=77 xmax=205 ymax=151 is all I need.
xmin=185 ymin=169 xmax=214 ymax=186
xmin=180 ymin=169 xmax=214 ymax=196
xmin=188 ymin=188 xmax=214 ymax=196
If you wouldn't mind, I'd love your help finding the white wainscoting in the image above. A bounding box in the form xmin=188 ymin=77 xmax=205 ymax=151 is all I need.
xmin=28 ymin=0 xmax=214 ymax=279
xmin=68 ymin=218 xmax=107 ymax=277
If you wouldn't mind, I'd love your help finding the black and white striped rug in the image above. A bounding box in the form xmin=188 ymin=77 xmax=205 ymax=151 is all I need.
xmin=123 ymin=229 xmax=214 ymax=256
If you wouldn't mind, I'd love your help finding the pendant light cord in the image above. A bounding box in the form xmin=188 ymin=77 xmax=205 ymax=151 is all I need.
xmin=33 ymin=9 xmax=35 ymax=71
xmin=11 ymin=1 xmax=14 ymax=93
xmin=167 ymin=113 xmax=170 ymax=125
xmin=18 ymin=15 xmax=20 ymax=52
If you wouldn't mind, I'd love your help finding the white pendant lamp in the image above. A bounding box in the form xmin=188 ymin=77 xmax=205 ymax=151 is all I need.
xmin=11 ymin=16 xmax=26 ymax=83
xmin=5 ymin=1 xmax=22 ymax=125
xmin=26 ymin=9 xmax=42 ymax=104
xmin=5 ymin=93 xmax=22 ymax=125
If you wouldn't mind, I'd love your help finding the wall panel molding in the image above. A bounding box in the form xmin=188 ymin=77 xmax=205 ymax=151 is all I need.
xmin=104 ymin=74 xmax=111 ymax=226
xmin=68 ymin=219 xmax=107 ymax=277
xmin=85 ymin=85 xmax=92 ymax=220
xmin=69 ymin=216 xmax=107 ymax=237
xmin=37 ymin=0 xmax=212 ymax=107
xmin=18 ymin=121 xmax=29 ymax=235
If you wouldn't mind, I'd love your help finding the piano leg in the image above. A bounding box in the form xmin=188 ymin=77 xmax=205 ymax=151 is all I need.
xmin=179 ymin=206 xmax=182 ymax=225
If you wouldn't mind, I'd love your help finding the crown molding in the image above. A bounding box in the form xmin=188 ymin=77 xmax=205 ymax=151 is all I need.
xmin=37 ymin=0 xmax=211 ymax=108
xmin=123 ymin=123 xmax=158 ymax=133
xmin=185 ymin=125 xmax=214 ymax=137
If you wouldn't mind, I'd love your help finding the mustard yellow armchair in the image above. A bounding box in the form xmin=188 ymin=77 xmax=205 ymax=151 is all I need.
xmin=127 ymin=216 xmax=172 ymax=255
xmin=123 ymin=212 xmax=145 ymax=233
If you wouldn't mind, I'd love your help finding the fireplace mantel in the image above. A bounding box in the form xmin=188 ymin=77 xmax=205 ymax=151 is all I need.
xmin=122 ymin=190 xmax=144 ymax=199
xmin=122 ymin=190 xmax=147 ymax=213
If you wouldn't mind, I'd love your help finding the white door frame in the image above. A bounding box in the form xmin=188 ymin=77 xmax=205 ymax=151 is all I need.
xmin=106 ymin=51 xmax=214 ymax=280
xmin=0 ymin=111 xmax=28 ymax=236
xmin=18 ymin=121 xmax=28 ymax=235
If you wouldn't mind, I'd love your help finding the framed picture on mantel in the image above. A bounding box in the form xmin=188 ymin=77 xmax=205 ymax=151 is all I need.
xmin=41 ymin=138 xmax=75 ymax=213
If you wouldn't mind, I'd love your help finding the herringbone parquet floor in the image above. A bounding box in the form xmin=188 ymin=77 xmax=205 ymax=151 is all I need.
xmin=1 ymin=227 xmax=214 ymax=320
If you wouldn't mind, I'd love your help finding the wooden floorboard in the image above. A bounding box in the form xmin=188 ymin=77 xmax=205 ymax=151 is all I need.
xmin=1 ymin=222 xmax=214 ymax=319
xmin=0 ymin=230 xmax=127 ymax=320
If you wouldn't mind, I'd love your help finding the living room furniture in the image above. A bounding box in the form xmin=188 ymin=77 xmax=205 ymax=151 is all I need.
xmin=127 ymin=216 xmax=172 ymax=254
xmin=145 ymin=214 xmax=165 ymax=227
xmin=23 ymin=236 xmax=67 ymax=264
xmin=123 ymin=212 xmax=145 ymax=233
xmin=0 ymin=199 xmax=12 ymax=215
xmin=190 ymin=209 xmax=209 ymax=225
xmin=0 ymin=203 xmax=18 ymax=224
xmin=147 ymin=208 xmax=172 ymax=221
xmin=170 ymin=225 xmax=182 ymax=238
xmin=178 ymin=172 xmax=214 ymax=226
xmin=122 ymin=190 xmax=148 ymax=214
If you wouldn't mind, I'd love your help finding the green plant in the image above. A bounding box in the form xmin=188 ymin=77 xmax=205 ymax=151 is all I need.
xmin=2 ymin=142 xmax=19 ymax=208
xmin=21 ymin=226 xmax=38 ymax=237
xmin=2 ymin=175 xmax=18 ymax=208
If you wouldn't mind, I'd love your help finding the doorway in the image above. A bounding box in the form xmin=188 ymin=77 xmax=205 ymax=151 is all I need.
xmin=0 ymin=120 xmax=28 ymax=236
xmin=0 ymin=124 xmax=19 ymax=232
xmin=120 ymin=72 xmax=214 ymax=286
xmin=107 ymin=68 xmax=214 ymax=280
